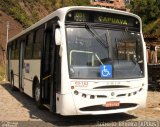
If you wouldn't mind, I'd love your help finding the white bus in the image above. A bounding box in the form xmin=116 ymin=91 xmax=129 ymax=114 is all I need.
xmin=7 ymin=6 xmax=148 ymax=115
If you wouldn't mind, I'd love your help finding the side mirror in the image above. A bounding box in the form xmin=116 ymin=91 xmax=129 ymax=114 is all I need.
xmin=55 ymin=28 xmax=61 ymax=45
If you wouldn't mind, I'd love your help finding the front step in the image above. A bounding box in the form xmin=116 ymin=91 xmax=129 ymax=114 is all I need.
xmin=43 ymin=104 xmax=51 ymax=110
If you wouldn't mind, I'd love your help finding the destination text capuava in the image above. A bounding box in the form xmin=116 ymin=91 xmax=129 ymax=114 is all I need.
xmin=98 ymin=16 xmax=128 ymax=25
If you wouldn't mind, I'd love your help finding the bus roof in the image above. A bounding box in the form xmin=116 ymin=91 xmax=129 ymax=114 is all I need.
xmin=8 ymin=6 xmax=141 ymax=43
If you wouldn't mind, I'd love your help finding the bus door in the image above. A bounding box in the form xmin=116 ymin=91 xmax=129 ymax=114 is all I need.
xmin=19 ymin=39 xmax=25 ymax=91
xmin=41 ymin=20 xmax=57 ymax=111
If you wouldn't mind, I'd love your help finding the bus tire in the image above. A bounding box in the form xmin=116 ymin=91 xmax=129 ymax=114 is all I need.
xmin=34 ymin=81 xmax=43 ymax=109
xmin=11 ymin=72 xmax=17 ymax=91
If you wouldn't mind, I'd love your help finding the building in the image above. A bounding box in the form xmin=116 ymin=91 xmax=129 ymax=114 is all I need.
xmin=90 ymin=0 xmax=126 ymax=10
xmin=145 ymin=34 xmax=160 ymax=84
xmin=144 ymin=34 xmax=160 ymax=64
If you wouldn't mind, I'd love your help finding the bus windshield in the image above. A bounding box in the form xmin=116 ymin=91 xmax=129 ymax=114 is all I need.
xmin=66 ymin=26 xmax=144 ymax=79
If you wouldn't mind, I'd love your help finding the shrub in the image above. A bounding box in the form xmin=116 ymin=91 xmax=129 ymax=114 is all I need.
xmin=0 ymin=64 xmax=5 ymax=81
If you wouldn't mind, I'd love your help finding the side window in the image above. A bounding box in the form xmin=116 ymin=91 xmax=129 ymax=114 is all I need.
xmin=11 ymin=42 xmax=15 ymax=59
xmin=14 ymin=40 xmax=20 ymax=60
xmin=25 ymin=32 xmax=34 ymax=59
xmin=33 ymin=27 xmax=44 ymax=59
xmin=7 ymin=44 xmax=11 ymax=60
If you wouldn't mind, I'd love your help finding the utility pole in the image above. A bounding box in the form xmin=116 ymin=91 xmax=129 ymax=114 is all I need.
xmin=62 ymin=0 xmax=64 ymax=6
xmin=3 ymin=21 xmax=10 ymax=81
xmin=3 ymin=21 xmax=9 ymax=65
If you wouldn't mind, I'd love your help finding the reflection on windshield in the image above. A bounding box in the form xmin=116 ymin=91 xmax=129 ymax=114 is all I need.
xmin=66 ymin=27 xmax=144 ymax=79
xmin=70 ymin=50 xmax=103 ymax=66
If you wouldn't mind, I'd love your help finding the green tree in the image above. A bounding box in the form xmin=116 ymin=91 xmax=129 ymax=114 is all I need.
xmin=62 ymin=0 xmax=90 ymax=7
xmin=156 ymin=0 xmax=160 ymax=10
xmin=55 ymin=0 xmax=62 ymax=9
xmin=130 ymin=0 xmax=159 ymax=25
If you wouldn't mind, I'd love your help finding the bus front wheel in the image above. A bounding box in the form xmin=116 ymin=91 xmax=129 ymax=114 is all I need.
xmin=34 ymin=81 xmax=42 ymax=108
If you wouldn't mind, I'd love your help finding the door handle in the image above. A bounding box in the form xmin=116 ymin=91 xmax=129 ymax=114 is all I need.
xmin=42 ymin=75 xmax=52 ymax=80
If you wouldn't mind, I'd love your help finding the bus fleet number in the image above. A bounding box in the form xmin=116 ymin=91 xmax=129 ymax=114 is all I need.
xmin=75 ymin=81 xmax=88 ymax=88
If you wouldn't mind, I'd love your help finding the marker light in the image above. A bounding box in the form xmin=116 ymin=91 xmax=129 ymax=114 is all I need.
xmin=74 ymin=90 xmax=79 ymax=95
xmin=82 ymin=94 xmax=86 ymax=98
xmin=139 ymin=88 xmax=143 ymax=92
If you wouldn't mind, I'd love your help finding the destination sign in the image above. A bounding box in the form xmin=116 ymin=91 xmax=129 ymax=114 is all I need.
xmin=66 ymin=10 xmax=140 ymax=28
xmin=97 ymin=16 xmax=128 ymax=25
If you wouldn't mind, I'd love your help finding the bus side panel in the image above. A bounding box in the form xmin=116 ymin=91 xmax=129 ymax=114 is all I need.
xmin=23 ymin=60 xmax=40 ymax=97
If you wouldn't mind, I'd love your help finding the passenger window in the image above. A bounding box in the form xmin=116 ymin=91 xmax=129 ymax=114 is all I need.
xmin=11 ymin=42 xmax=15 ymax=59
xmin=14 ymin=41 xmax=20 ymax=59
xmin=25 ymin=32 xmax=34 ymax=59
xmin=33 ymin=28 xmax=44 ymax=59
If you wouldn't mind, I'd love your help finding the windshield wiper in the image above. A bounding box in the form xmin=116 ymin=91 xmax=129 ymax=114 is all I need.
xmin=85 ymin=23 xmax=109 ymax=49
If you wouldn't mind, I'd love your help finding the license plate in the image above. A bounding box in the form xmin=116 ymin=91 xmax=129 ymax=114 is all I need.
xmin=104 ymin=101 xmax=120 ymax=107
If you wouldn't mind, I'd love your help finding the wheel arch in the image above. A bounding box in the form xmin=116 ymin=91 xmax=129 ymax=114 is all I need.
xmin=32 ymin=76 xmax=40 ymax=98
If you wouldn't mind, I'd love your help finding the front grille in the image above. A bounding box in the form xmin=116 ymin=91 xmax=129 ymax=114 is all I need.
xmin=93 ymin=85 xmax=129 ymax=89
xmin=79 ymin=103 xmax=137 ymax=111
